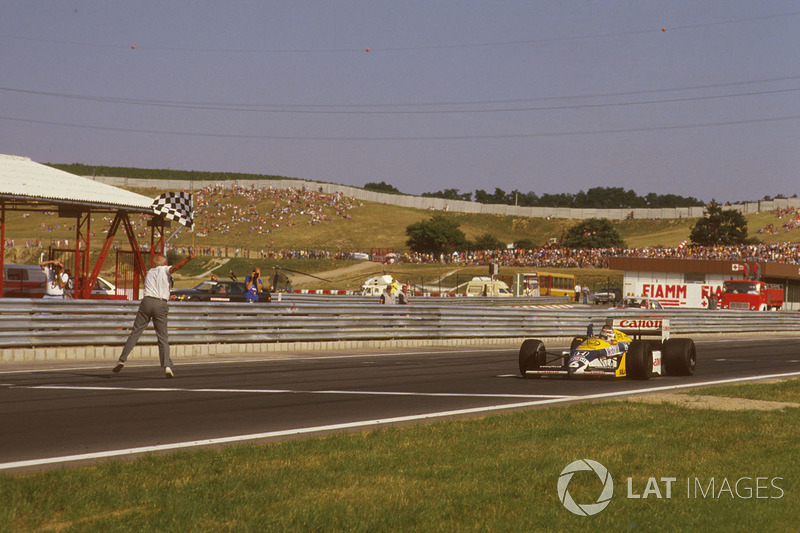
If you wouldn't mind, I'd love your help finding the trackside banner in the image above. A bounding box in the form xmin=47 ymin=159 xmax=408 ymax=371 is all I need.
xmin=628 ymin=282 xmax=724 ymax=308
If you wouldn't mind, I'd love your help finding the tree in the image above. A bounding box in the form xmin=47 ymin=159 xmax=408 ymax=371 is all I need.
xmin=405 ymin=215 xmax=468 ymax=254
xmin=514 ymin=238 xmax=536 ymax=250
xmin=364 ymin=181 xmax=401 ymax=194
xmin=421 ymin=188 xmax=472 ymax=201
xmin=471 ymin=233 xmax=503 ymax=250
xmin=689 ymin=202 xmax=751 ymax=245
xmin=563 ymin=218 xmax=626 ymax=248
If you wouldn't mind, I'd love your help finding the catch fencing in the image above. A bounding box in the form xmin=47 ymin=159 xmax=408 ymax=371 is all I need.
xmin=0 ymin=298 xmax=798 ymax=350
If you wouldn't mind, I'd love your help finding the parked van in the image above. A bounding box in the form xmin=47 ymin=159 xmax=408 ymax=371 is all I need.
xmin=360 ymin=274 xmax=394 ymax=296
xmin=2 ymin=264 xmax=46 ymax=298
xmin=465 ymin=277 xmax=512 ymax=297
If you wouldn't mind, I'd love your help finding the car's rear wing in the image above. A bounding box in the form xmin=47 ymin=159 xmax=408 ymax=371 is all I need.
xmin=611 ymin=317 xmax=670 ymax=342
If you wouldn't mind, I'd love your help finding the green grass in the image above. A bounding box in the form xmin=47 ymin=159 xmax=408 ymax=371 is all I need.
xmin=686 ymin=378 xmax=800 ymax=403
xmin=2 ymin=379 xmax=799 ymax=531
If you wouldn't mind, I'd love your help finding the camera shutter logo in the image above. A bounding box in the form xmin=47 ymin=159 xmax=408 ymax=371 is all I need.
xmin=558 ymin=459 xmax=614 ymax=516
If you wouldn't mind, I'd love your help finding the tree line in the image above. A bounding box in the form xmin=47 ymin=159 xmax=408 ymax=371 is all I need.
xmin=405 ymin=202 xmax=753 ymax=254
xmin=420 ymin=186 xmax=704 ymax=209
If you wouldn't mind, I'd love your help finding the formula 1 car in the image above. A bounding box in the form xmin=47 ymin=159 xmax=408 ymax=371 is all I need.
xmin=518 ymin=318 xmax=696 ymax=380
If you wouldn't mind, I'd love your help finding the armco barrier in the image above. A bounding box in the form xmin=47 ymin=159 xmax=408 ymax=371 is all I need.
xmin=1 ymin=299 xmax=798 ymax=352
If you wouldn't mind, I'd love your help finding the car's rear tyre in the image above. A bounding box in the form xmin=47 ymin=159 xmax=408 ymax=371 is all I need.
xmin=663 ymin=338 xmax=696 ymax=376
xmin=519 ymin=339 xmax=546 ymax=377
xmin=627 ymin=340 xmax=653 ymax=380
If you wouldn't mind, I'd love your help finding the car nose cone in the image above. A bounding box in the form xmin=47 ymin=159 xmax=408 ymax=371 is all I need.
xmin=568 ymin=359 xmax=587 ymax=375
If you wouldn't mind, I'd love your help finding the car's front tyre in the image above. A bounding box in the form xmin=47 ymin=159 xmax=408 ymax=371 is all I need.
xmin=519 ymin=339 xmax=546 ymax=378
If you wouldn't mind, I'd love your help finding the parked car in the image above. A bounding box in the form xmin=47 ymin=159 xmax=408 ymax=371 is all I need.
xmin=592 ymin=288 xmax=622 ymax=305
xmin=2 ymin=264 xmax=46 ymax=298
xmin=69 ymin=275 xmax=127 ymax=300
xmin=170 ymin=279 xmax=271 ymax=302
xmin=610 ymin=297 xmax=664 ymax=310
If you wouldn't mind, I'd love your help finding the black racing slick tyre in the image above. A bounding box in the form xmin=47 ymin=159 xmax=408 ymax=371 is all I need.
xmin=570 ymin=336 xmax=587 ymax=352
xmin=627 ymin=340 xmax=653 ymax=380
xmin=519 ymin=339 xmax=546 ymax=378
xmin=663 ymin=338 xmax=697 ymax=376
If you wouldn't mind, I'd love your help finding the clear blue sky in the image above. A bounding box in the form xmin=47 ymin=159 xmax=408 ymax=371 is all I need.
xmin=2 ymin=2 xmax=799 ymax=203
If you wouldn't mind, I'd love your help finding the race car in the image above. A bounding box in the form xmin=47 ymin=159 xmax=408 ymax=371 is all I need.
xmin=518 ymin=318 xmax=696 ymax=380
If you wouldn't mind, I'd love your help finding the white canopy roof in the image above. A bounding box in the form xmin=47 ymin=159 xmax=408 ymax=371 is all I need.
xmin=0 ymin=154 xmax=153 ymax=212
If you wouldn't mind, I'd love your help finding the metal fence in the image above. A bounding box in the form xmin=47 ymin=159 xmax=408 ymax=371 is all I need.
xmin=1 ymin=298 xmax=798 ymax=350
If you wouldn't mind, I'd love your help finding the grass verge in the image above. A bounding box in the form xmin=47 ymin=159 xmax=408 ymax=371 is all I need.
xmin=1 ymin=380 xmax=798 ymax=531
xmin=685 ymin=377 xmax=800 ymax=403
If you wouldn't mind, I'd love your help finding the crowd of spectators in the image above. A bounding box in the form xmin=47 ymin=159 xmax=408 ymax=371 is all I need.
xmin=165 ymin=246 xmax=362 ymax=261
xmin=192 ymin=184 xmax=362 ymax=237
xmin=757 ymin=207 xmax=800 ymax=235
xmin=402 ymin=243 xmax=800 ymax=268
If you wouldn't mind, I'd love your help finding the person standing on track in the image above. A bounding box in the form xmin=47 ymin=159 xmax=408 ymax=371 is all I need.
xmin=113 ymin=250 xmax=194 ymax=378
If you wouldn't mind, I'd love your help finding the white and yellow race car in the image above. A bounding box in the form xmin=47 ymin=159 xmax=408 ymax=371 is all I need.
xmin=519 ymin=318 xmax=696 ymax=380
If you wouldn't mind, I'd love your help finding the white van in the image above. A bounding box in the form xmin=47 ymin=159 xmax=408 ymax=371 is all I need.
xmin=359 ymin=274 xmax=394 ymax=296
xmin=465 ymin=277 xmax=512 ymax=297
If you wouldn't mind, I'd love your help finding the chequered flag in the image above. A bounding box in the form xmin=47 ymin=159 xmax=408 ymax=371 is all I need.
xmin=151 ymin=192 xmax=193 ymax=228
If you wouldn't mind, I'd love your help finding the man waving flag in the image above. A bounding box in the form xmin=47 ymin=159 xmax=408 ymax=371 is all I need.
xmin=151 ymin=192 xmax=193 ymax=228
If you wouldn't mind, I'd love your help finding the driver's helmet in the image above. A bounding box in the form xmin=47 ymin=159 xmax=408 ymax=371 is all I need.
xmin=599 ymin=326 xmax=614 ymax=342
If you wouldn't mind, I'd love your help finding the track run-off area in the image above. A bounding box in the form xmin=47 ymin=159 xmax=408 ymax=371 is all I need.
xmin=1 ymin=337 xmax=799 ymax=472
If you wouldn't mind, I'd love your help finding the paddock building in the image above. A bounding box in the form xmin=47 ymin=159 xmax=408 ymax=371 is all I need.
xmin=609 ymin=257 xmax=800 ymax=310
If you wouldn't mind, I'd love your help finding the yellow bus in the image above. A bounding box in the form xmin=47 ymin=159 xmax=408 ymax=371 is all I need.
xmin=536 ymin=271 xmax=576 ymax=298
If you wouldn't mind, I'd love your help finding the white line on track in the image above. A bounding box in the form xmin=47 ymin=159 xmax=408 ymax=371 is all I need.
xmin=2 ymin=370 xmax=800 ymax=472
xmin=7 ymin=384 xmax=568 ymax=400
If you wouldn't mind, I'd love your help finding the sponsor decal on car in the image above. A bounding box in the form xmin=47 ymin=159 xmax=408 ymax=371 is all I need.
xmin=617 ymin=319 xmax=663 ymax=329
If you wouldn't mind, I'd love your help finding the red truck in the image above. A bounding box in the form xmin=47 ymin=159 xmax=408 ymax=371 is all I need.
xmin=719 ymin=279 xmax=784 ymax=311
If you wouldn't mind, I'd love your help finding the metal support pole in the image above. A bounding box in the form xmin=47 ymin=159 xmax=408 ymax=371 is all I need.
xmin=0 ymin=202 xmax=4 ymax=298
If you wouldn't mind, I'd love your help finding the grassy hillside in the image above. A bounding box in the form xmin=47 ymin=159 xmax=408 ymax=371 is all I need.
xmin=4 ymin=180 xmax=799 ymax=291
xmin=4 ymin=185 xmax=797 ymax=254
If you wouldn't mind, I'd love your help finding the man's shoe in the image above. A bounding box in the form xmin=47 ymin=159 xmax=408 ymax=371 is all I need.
xmin=165 ymin=367 xmax=174 ymax=378
xmin=112 ymin=362 xmax=125 ymax=373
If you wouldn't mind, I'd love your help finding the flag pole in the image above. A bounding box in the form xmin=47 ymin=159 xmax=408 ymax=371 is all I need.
xmin=190 ymin=193 xmax=195 ymax=253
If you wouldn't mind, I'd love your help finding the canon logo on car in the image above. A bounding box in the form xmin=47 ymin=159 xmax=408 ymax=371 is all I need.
xmin=617 ymin=319 xmax=663 ymax=329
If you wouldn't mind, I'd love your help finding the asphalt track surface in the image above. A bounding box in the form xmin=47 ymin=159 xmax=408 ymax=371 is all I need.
xmin=1 ymin=338 xmax=799 ymax=472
